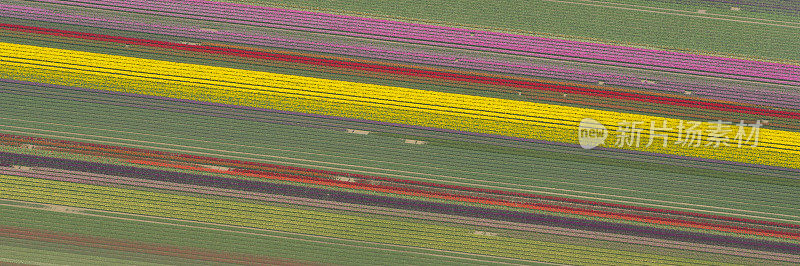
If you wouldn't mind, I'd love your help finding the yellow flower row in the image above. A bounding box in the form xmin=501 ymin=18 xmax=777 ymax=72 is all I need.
xmin=0 ymin=42 xmax=797 ymax=168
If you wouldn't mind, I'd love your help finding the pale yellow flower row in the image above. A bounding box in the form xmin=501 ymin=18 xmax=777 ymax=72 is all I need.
xmin=0 ymin=174 xmax=692 ymax=265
